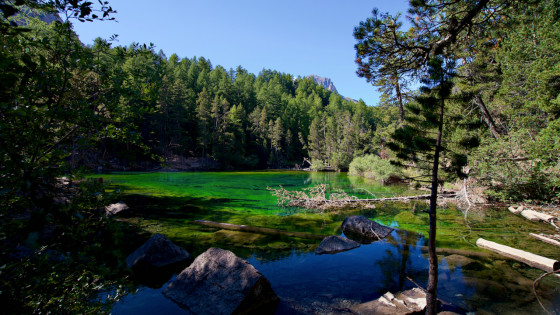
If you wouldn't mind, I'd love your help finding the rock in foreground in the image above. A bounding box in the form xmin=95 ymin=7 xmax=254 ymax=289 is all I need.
xmin=352 ymin=288 xmax=426 ymax=315
xmin=163 ymin=247 xmax=279 ymax=315
xmin=341 ymin=215 xmax=393 ymax=244
xmin=126 ymin=233 xmax=190 ymax=270
xmin=315 ymin=235 xmax=360 ymax=254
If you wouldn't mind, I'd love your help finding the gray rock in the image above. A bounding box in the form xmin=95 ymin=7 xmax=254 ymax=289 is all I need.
xmin=315 ymin=235 xmax=360 ymax=254
xmin=126 ymin=233 xmax=190 ymax=270
xmin=352 ymin=288 xmax=426 ymax=315
xmin=105 ymin=202 xmax=129 ymax=215
xmin=163 ymin=247 xmax=279 ymax=315
xmin=341 ymin=215 xmax=393 ymax=244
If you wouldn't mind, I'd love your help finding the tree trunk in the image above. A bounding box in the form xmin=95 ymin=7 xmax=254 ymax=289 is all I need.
xmin=529 ymin=233 xmax=560 ymax=248
xmin=426 ymin=78 xmax=445 ymax=315
xmin=474 ymin=94 xmax=501 ymax=139
xmin=394 ymin=73 xmax=405 ymax=122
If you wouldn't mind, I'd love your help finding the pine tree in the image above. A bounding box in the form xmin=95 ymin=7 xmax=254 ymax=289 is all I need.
xmin=196 ymin=88 xmax=212 ymax=157
xmin=388 ymin=57 xmax=478 ymax=313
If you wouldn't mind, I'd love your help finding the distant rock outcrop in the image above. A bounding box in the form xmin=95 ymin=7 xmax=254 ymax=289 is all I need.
xmin=308 ymin=75 xmax=358 ymax=103
xmin=308 ymin=75 xmax=338 ymax=93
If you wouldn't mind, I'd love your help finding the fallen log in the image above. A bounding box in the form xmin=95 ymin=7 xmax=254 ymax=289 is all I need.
xmin=419 ymin=246 xmax=504 ymax=260
xmin=269 ymin=184 xmax=458 ymax=210
xmin=476 ymin=238 xmax=560 ymax=272
xmin=193 ymin=220 xmax=326 ymax=240
xmin=529 ymin=233 xmax=560 ymax=247
xmin=316 ymin=192 xmax=457 ymax=203
xmin=520 ymin=210 xmax=556 ymax=223
xmin=508 ymin=205 xmax=524 ymax=215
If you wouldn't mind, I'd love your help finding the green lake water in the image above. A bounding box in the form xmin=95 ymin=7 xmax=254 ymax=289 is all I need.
xmin=100 ymin=171 xmax=560 ymax=314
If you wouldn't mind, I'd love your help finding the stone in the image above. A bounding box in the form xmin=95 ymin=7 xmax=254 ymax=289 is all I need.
xmin=352 ymin=288 xmax=427 ymax=315
xmin=341 ymin=215 xmax=393 ymax=244
xmin=105 ymin=202 xmax=129 ymax=215
xmin=126 ymin=233 xmax=190 ymax=270
xmin=163 ymin=247 xmax=279 ymax=315
xmin=315 ymin=235 xmax=360 ymax=254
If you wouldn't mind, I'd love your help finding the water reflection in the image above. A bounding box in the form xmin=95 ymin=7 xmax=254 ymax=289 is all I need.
xmin=376 ymin=229 xmax=426 ymax=293
xmin=114 ymin=227 xmax=560 ymax=314
xmin=102 ymin=172 xmax=560 ymax=314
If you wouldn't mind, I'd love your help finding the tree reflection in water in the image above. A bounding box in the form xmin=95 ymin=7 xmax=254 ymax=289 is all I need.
xmin=375 ymin=229 xmax=427 ymax=293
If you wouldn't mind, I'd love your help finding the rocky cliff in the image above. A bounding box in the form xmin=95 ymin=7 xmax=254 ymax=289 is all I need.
xmin=308 ymin=75 xmax=357 ymax=103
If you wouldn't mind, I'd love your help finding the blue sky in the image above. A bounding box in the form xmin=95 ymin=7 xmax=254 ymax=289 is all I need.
xmin=72 ymin=0 xmax=410 ymax=106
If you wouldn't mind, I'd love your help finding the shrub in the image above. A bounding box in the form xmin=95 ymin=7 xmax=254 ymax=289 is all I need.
xmin=349 ymin=154 xmax=401 ymax=183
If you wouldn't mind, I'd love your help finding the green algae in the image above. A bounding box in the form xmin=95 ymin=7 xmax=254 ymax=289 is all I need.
xmin=102 ymin=171 xmax=560 ymax=314
xmin=98 ymin=171 xmax=559 ymax=263
xmin=97 ymin=171 xmax=411 ymax=256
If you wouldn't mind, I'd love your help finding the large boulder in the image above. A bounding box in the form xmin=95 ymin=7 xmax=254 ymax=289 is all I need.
xmin=315 ymin=235 xmax=360 ymax=255
xmin=163 ymin=247 xmax=279 ymax=315
xmin=352 ymin=288 xmax=426 ymax=315
xmin=126 ymin=233 xmax=190 ymax=270
xmin=341 ymin=215 xmax=393 ymax=244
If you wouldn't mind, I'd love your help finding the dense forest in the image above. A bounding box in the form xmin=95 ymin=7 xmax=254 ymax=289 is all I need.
xmin=2 ymin=7 xmax=386 ymax=173
xmin=1 ymin=0 xmax=559 ymax=313
xmin=2 ymin=1 xmax=558 ymax=205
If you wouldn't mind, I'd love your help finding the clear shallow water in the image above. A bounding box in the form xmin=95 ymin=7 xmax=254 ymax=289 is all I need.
xmin=100 ymin=171 xmax=560 ymax=314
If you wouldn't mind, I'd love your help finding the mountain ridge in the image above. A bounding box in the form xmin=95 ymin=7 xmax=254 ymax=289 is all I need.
xmin=307 ymin=74 xmax=358 ymax=103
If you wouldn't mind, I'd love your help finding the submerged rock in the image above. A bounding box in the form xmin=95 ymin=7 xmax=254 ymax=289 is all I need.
xmin=444 ymin=254 xmax=484 ymax=271
xmin=126 ymin=233 xmax=191 ymax=288
xmin=341 ymin=215 xmax=393 ymax=244
xmin=352 ymin=288 xmax=426 ymax=315
xmin=315 ymin=235 xmax=360 ymax=254
xmin=163 ymin=247 xmax=279 ymax=315
xmin=126 ymin=233 xmax=190 ymax=270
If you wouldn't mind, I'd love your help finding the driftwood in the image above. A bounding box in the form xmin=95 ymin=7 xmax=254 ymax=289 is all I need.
xmin=509 ymin=206 xmax=559 ymax=230
xmin=521 ymin=210 xmax=556 ymax=223
xmin=530 ymin=233 xmax=560 ymax=247
xmin=476 ymin=238 xmax=560 ymax=272
xmin=193 ymin=220 xmax=326 ymax=240
xmin=268 ymin=184 xmax=456 ymax=210
xmin=508 ymin=205 xmax=524 ymax=215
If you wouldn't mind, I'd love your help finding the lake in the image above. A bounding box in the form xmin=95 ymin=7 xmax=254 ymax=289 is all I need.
xmin=100 ymin=171 xmax=560 ymax=314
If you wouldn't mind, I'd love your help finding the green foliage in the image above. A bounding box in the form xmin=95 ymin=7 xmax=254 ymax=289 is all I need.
xmin=348 ymin=154 xmax=400 ymax=182
xmin=309 ymin=159 xmax=327 ymax=171
xmin=0 ymin=178 xmax=133 ymax=313
xmin=461 ymin=0 xmax=560 ymax=202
